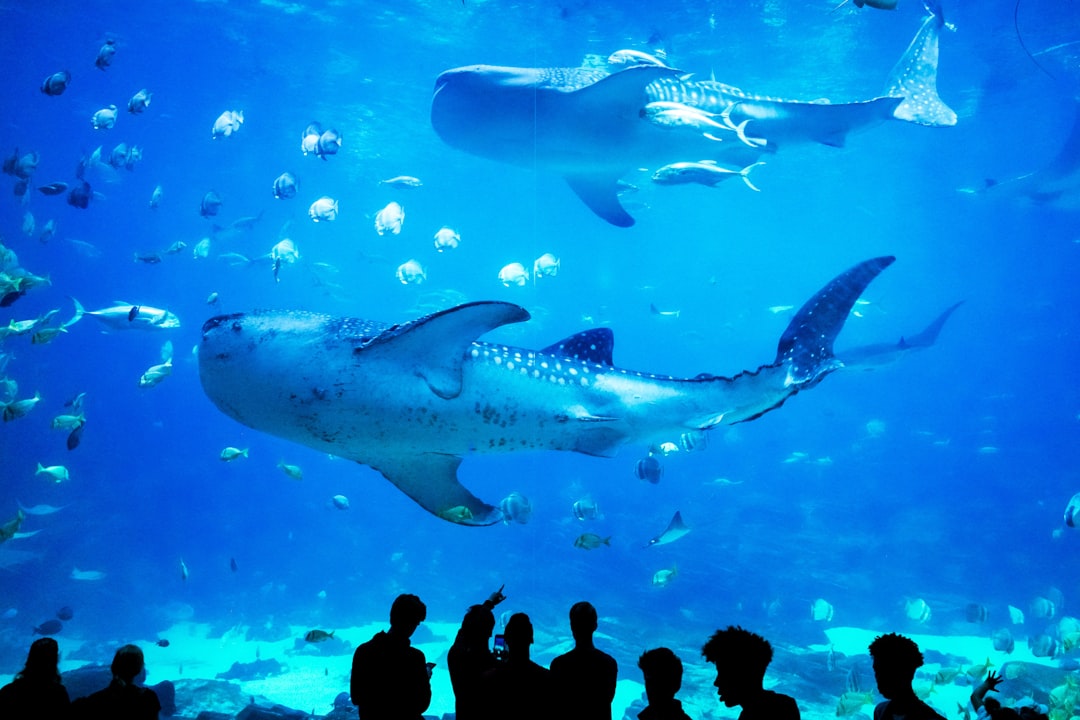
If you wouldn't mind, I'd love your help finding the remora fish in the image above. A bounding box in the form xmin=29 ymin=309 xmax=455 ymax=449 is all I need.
xmin=199 ymin=257 xmax=894 ymax=525
xmin=645 ymin=510 xmax=691 ymax=548
xmin=431 ymin=4 xmax=953 ymax=227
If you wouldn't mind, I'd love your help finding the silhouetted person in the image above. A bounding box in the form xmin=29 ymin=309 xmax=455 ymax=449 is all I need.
xmin=0 ymin=637 xmax=71 ymax=718
xmin=550 ymin=601 xmax=618 ymax=720
xmin=971 ymin=670 xmax=1004 ymax=718
xmin=636 ymin=647 xmax=691 ymax=720
xmin=485 ymin=613 xmax=551 ymax=720
xmin=868 ymin=633 xmax=945 ymax=720
xmin=701 ymin=626 xmax=799 ymax=720
xmin=73 ymin=644 xmax=161 ymax=719
xmin=350 ymin=594 xmax=432 ymax=720
xmin=448 ymin=586 xmax=505 ymax=720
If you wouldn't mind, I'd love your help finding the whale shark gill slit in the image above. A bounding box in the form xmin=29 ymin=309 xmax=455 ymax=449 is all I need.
xmin=198 ymin=258 xmax=895 ymax=525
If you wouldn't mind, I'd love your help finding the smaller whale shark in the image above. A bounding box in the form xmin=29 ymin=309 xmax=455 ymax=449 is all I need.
xmin=431 ymin=4 xmax=954 ymax=226
xmin=646 ymin=511 xmax=691 ymax=548
xmin=839 ymin=301 xmax=962 ymax=370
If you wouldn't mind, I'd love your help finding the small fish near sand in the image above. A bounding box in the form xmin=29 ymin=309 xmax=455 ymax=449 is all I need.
xmin=304 ymin=629 xmax=335 ymax=643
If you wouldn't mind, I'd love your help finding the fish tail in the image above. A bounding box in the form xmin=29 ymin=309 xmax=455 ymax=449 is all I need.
xmin=776 ymin=257 xmax=895 ymax=387
xmin=740 ymin=162 xmax=765 ymax=192
xmin=883 ymin=2 xmax=956 ymax=126
xmin=65 ymin=297 xmax=85 ymax=328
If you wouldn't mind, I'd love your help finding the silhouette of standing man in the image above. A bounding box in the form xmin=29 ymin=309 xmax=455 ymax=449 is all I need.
xmin=550 ymin=601 xmax=618 ymax=720
xmin=868 ymin=633 xmax=946 ymax=720
xmin=351 ymin=594 xmax=432 ymax=720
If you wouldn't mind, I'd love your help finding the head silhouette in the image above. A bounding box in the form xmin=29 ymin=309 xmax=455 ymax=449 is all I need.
xmin=389 ymin=594 xmax=427 ymax=637
xmin=461 ymin=604 xmax=496 ymax=647
xmin=638 ymin=647 xmax=683 ymax=704
xmin=702 ymin=626 xmax=773 ymax=708
xmin=17 ymin=637 xmax=61 ymax=683
xmin=569 ymin=601 xmax=598 ymax=642
xmin=110 ymin=644 xmax=145 ymax=685
xmin=504 ymin=612 xmax=534 ymax=653
xmin=868 ymin=633 xmax=923 ymax=700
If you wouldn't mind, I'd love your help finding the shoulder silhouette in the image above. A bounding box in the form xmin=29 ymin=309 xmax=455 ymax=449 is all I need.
xmin=351 ymin=593 xmax=433 ymax=720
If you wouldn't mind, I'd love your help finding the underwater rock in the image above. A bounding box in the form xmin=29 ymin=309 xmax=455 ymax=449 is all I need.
xmin=173 ymin=677 xmax=268 ymax=716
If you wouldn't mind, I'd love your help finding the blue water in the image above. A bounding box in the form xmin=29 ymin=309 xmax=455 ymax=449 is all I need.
xmin=1 ymin=0 xmax=1078 ymax=714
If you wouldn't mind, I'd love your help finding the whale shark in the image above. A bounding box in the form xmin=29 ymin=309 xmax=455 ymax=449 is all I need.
xmin=199 ymin=257 xmax=894 ymax=525
xmin=431 ymin=4 xmax=954 ymax=227
xmin=839 ymin=301 xmax=963 ymax=370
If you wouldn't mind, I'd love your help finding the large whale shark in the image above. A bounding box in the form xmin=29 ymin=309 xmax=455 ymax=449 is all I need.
xmin=199 ymin=257 xmax=894 ymax=525
xmin=431 ymin=4 xmax=955 ymax=227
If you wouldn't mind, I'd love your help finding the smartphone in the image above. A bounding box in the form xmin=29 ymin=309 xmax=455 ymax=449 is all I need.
xmin=493 ymin=634 xmax=506 ymax=659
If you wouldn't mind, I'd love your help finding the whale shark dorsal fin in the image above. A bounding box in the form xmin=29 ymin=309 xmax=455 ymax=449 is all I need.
xmin=574 ymin=64 xmax=681 ymax=110
xmin=541 ymin=328 xmax=614 ymax=365
xmin=365 ymin=301 xmax=530 ymax=400
xmin=564 ymin=174 xmax=635 ymax=227
xmin=365 ymin=452 xmax=502 ymax=526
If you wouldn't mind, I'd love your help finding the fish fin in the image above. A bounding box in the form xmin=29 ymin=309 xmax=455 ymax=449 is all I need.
xmin=541 ymin=328 xmax=614 ymax=365
xmin=366 ymin=453 xmax=501 ymax=526
xmin=883 ymin=3 xmax=957 ymax=126
xmin=903 ymin=300 xmax=963 ymax=348
xmin=572 ymin=426 xmax=628 ymax=457
xmin=666 ymin=510 xmax=689 ymax=533
xmin=64 ymin=297 xmax=85 ymax=328
xmin=363 ymin=301 xmax=530 ymax=400
xmin=564 ymin=174 xmax=635 ymax=227
xmin=776 ymin=257 xmax=896 ymax=386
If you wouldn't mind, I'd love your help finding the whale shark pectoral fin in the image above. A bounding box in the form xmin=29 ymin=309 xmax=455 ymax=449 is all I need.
xmin=367 ymin=453 xmax=502 ymax=526
xmin=884 ymin=1 xmax=957 ymax=127
xmin=366 ymin=301 xmax=530 ymax=400
xmin=541 ymin=328 xmax=615 ymax=365
xmin=777 ymin=256 xmax=896 ymax=386
xmin=565 ymin=174 xmax=635 ymax=227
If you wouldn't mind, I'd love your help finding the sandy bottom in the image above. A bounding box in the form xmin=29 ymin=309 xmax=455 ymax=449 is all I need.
xmin=0 ymin=623 xmax=1055 ymax=719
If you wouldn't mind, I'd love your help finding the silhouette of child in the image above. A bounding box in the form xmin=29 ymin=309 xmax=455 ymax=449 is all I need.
xmin=550 ymin=601 xmax=618 ymax=720
xmin=701 ymin=626 xmax=799 ymax=720
xmin=350 ymin=593 xmax=432 ymax=720
xmin=0 ymin=637 xmax=71 ymax=718
xmin=868 ymin=633 xmax=945 ymax=720
xmin=73 ymin=644 xmax=161 ymax=719
xmin=636 ymin=647 xmax=691 ymax=720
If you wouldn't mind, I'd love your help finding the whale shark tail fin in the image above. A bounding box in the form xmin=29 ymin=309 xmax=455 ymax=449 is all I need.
xmin=776 ymin=256 xmax=896 ymax=388
xmin=884 ymin=0 xmax=957 ymax=127
xmin=904 ymin=300 xmax=964 ymax=348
